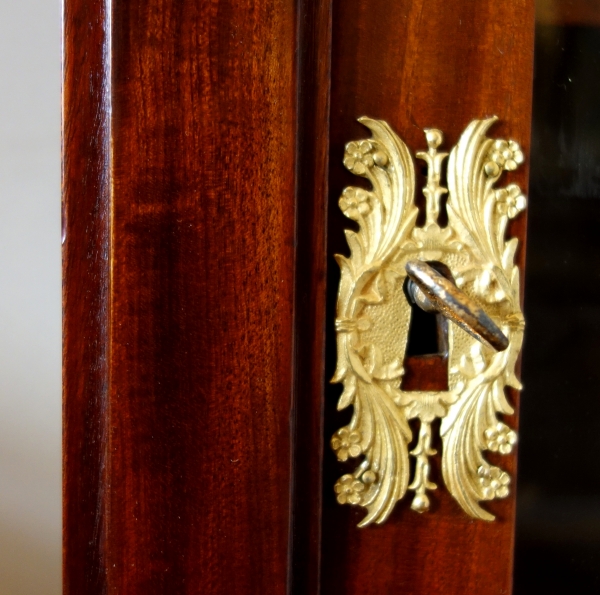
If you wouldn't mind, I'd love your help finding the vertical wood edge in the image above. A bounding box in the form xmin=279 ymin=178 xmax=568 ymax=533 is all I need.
xmin=62 ymin=0 xmax=112 ymax=592
xmin=289 ymin=0 xmax=333 ymax=593
xmin=508 ymin=11 xmax=536 ymax=595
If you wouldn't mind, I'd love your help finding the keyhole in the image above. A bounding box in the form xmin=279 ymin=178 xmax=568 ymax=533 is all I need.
xmin=401 ymin=261 xmax=451 ymax=391
xmin=404 ymin=301 xmax=445 ymax=356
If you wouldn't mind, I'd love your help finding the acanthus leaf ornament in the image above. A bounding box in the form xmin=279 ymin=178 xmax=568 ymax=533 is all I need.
xmin=332 ymin=117 xmax=526 ymax=526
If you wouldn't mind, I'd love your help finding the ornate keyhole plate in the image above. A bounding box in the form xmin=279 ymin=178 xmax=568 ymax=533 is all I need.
xmin=332 ymin=117 xmax=526 ymax=526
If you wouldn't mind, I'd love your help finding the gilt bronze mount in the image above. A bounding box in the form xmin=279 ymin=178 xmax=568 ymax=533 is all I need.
xmin=332 ymin=117 xmax=526 ymax=526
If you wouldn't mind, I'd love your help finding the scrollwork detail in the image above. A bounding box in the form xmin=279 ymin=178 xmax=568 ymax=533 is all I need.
xmin=333 ymin=117 xmax=525 ymax=526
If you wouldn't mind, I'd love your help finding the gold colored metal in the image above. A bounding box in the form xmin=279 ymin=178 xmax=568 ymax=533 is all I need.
xmin=332 ymin=117 xmax=525 ymax=526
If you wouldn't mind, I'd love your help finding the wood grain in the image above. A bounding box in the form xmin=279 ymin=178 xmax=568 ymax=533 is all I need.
xmin=63 ymin=0 xmax=111 ymax=592
xmin=322 ymin=0 xmax=534 ymax=593
xmin=109 ymin=1 xmax=297 ymax=592
xmin=65 ymin=0 xmax=300 ymax=592
xmin=65 ymin=0 xmax=533 ymax=591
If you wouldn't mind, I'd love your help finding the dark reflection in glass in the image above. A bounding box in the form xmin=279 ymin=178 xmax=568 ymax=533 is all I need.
xmin=514 ymin=11 xmax=600 ymax=595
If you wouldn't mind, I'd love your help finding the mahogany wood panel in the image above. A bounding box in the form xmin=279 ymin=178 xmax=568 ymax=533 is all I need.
xmin=322 ymin=1 xmax=534 ymax=594
xmin=64 ymin=0 xmax=307 ymax=592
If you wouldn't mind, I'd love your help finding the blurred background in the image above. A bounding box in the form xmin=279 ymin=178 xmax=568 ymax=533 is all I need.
xmin=0 ymin=0 xmax=61 ymax=594
xmin=515 ymin=1 xmax=600 ymax=593
xmin=0 ymin=0 xmax=599 ymax=594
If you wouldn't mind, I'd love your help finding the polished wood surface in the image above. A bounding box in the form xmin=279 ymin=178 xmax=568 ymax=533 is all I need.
xmin=63 ymin=0 xmax=111 ymax=592
xmin=289 ymin=1 xmax=332 ymax=593
xmin=322 ymin=0 xmax=534 ymax=593
xmin=65 ymin=0 xmax=534 ymax=592
xmin=64 ymin=0 xmax=299 ymax=592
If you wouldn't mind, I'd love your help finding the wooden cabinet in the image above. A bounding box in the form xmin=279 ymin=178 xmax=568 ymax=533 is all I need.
xmin=63 ymin=1 xmax=534 ymax=593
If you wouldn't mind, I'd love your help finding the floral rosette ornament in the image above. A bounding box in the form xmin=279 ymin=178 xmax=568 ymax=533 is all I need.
xmin=332 ymin=116 xmax=526 ymax=526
